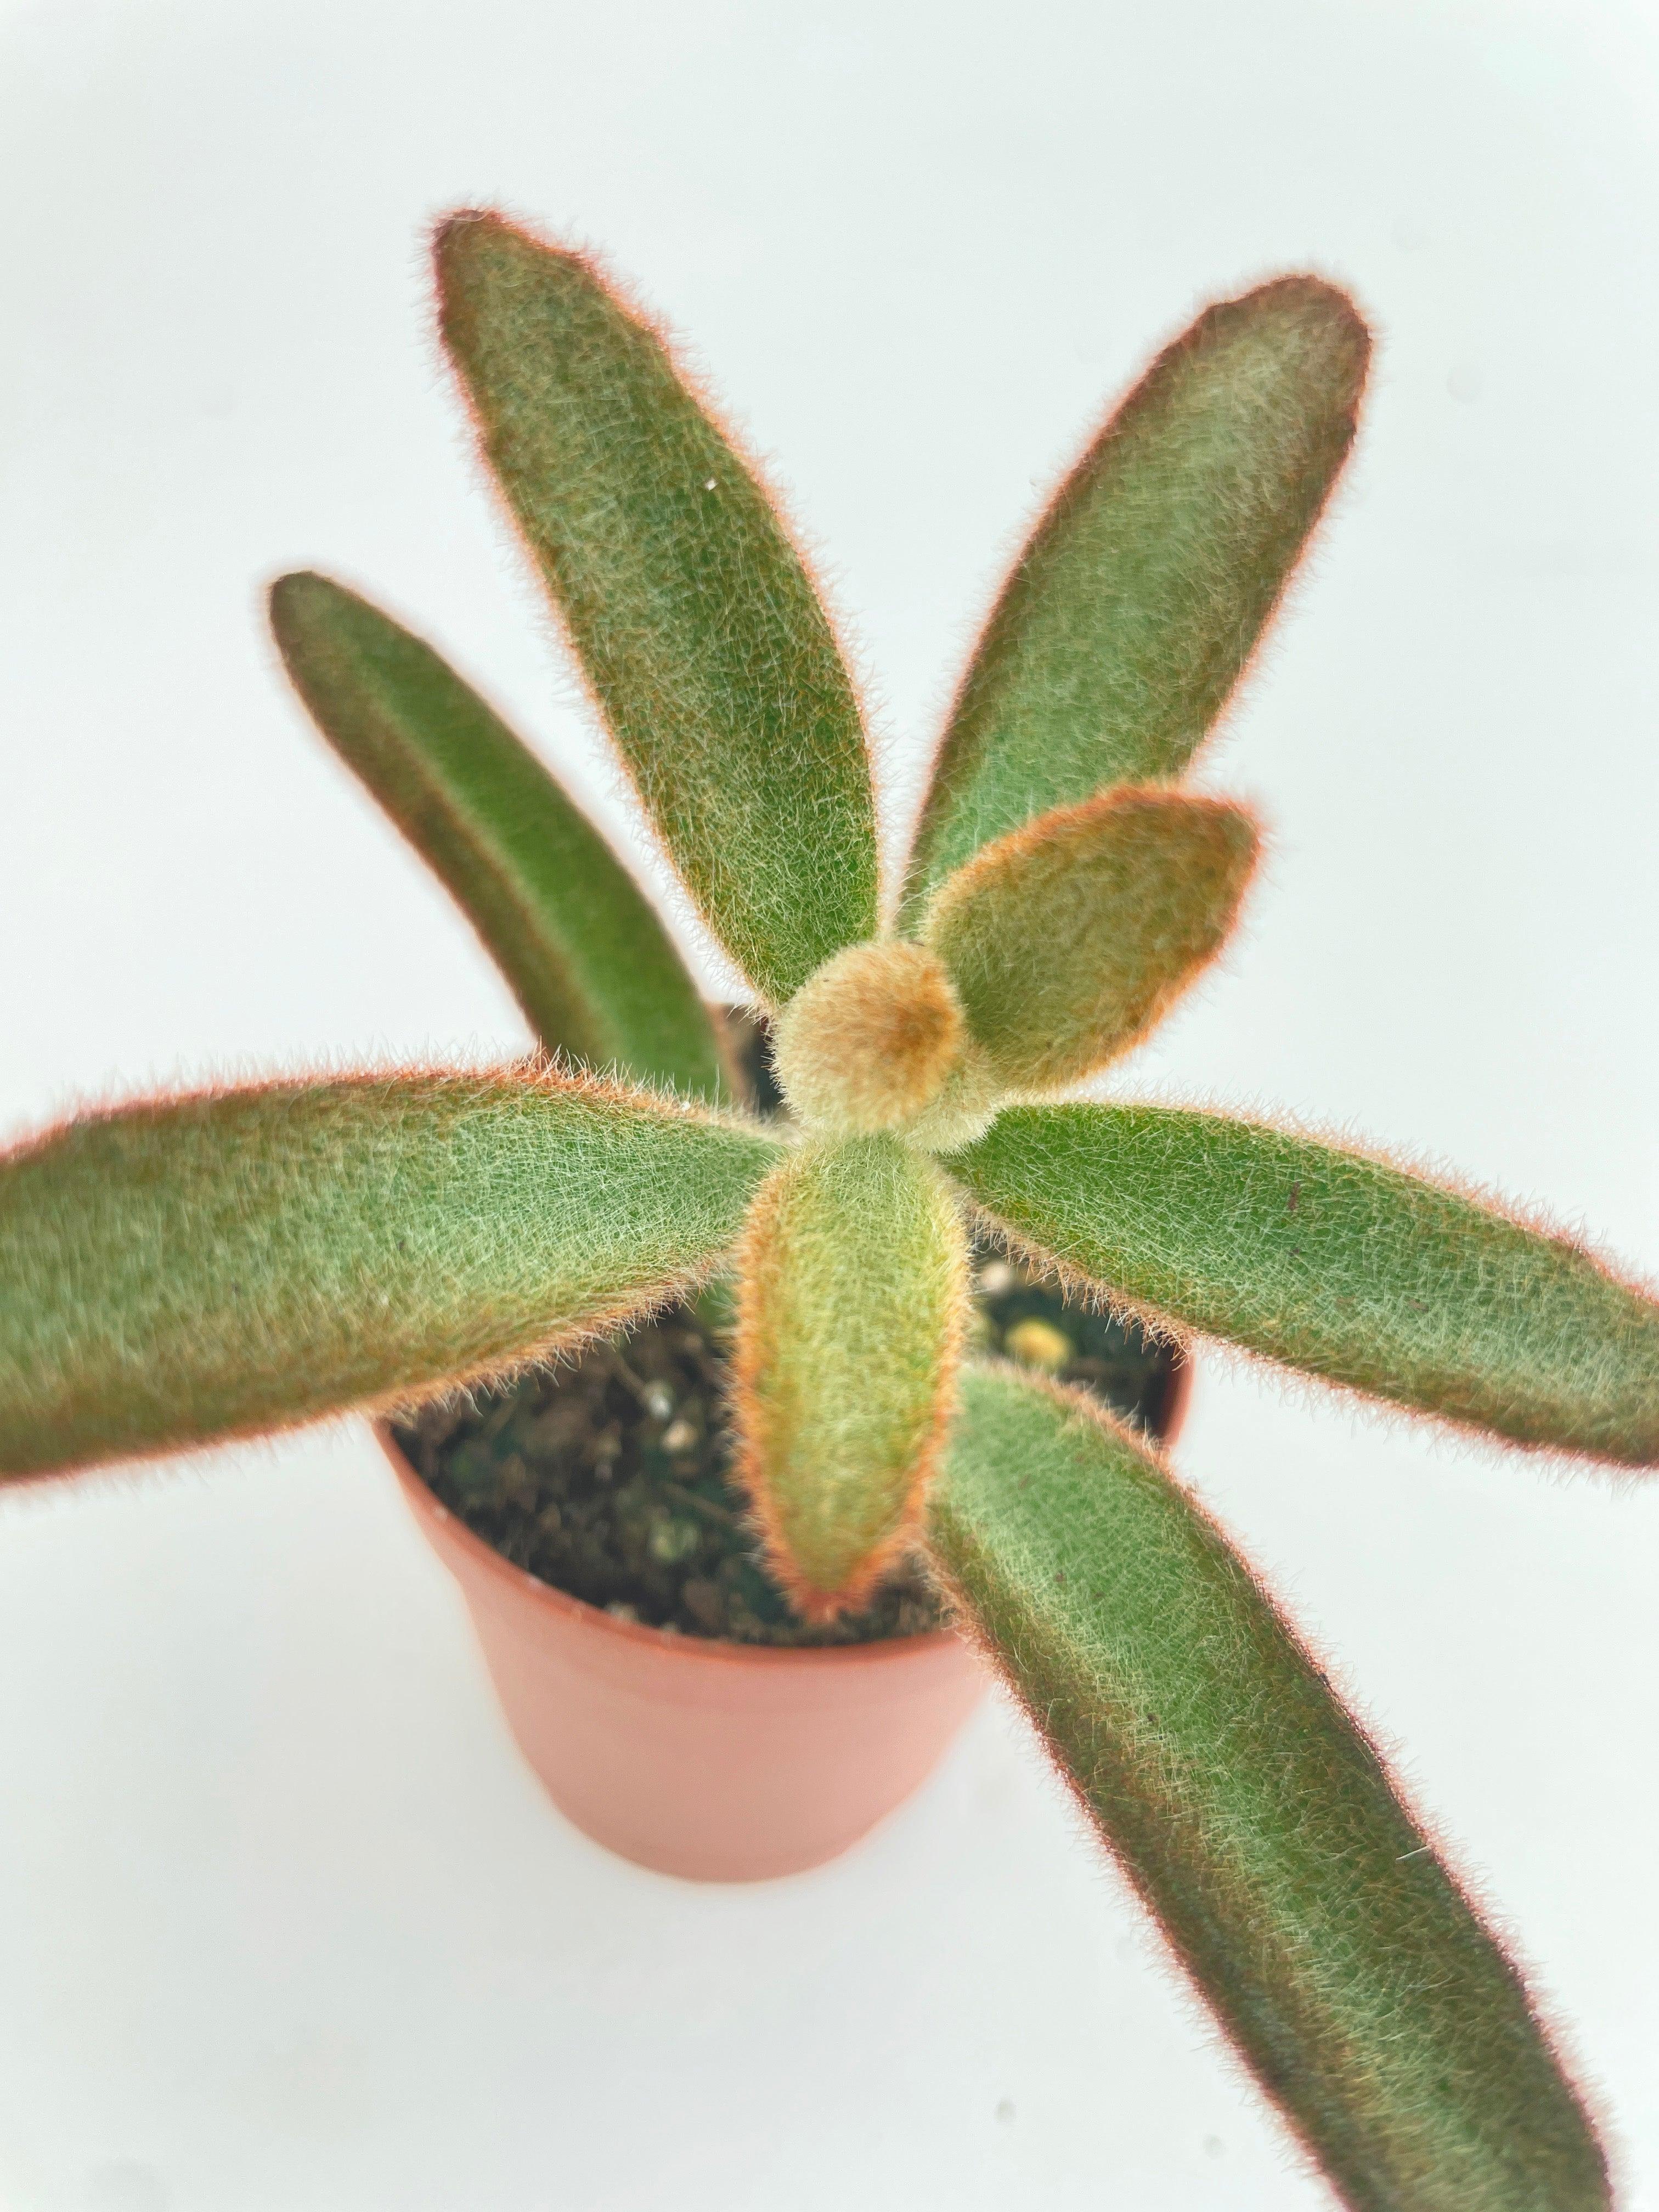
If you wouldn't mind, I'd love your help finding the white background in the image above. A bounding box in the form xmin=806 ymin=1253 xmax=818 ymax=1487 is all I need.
xmin=3 ymin=1 xmax=1658 ymax=2205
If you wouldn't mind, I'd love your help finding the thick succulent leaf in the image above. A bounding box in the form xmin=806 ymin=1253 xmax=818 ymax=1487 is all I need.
xmin=436 ymin=212 xmax=878 ymax=1005
xmin=0 ymin=1070 xmax=781 ymax=1479
xmin=901 ymin=278 xmax=1368 ymax=918
xmin=946 ymin=1104 xmax=1659 ymax=1464
xmin=928 ymin=1362 xmax=1607 ymax=2212
xmin=922 ymin=787 xmax=1257 ymax=1092
xmin=732 ymin=1135 xmax=967 ymax=1614
xmin=270 ymin=572 xmax=726 ymax=1097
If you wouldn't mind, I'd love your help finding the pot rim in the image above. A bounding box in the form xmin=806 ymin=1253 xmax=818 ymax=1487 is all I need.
xmin=377 ymin=1423 xmax=962 ymax=1673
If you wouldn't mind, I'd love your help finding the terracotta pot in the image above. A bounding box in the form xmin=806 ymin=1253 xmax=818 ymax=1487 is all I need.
xmin=1159 ymin=1345 xmax=1194 ymax=1449
xmin=380 ymin=1351 xmax=1189 ymax=1884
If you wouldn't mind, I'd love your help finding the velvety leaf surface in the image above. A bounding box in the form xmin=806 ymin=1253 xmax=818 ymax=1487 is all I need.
xmin=923 ymin=787 xmax=1257 ymax=1091
xmin=946 ymin=1105 xmax=1659 ymax=1464
xmin=732 ymin=1135 xmax=967 ymax=1613
xmin=0 ymin=1071 xmax=781 ymax=1477
xmin=902 ymin=278 xmax=1368 ymax=917
xmin=928 ymin=1362 xmax=1608 ymax=2212
xmin=270 ymin=573 xmax=726 ymax=1097
xmin=436 ymin=212 xmax=878 ymax=1005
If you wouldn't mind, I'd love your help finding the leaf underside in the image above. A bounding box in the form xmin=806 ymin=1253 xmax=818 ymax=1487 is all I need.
xmin=947 ymin=1104 xmax=1659 ymax=1464
xmin=270 ymin=572 xmax=726 ymax=1098
xmin=436 ymin=212 xmax=879 ymax=1005
xmin=0 ymin=1072 xmax=781 ymax=1479
xmin=901 ymin=276 xmax=1369 ymax=920
xmin=923 ymin=786 xmax=1258 ymax=1092
xmin=732 ymin=1135 xmax=966 ymax=1612
xmin=929 ymin=1363 xmax=1608 ymax=2212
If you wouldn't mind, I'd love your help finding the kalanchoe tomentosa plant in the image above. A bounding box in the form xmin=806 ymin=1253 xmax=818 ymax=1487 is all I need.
xmin=3 ymin=211 xmax=1654 ymax=2210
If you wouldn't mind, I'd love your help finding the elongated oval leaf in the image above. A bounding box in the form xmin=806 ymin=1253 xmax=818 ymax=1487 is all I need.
xmin=923 ymin=787 xmax=1257 ymax=1091
xmin=946 ymin=1104 xmax=1659 ymax=1464
xmin=732 ymin=1135 xmax=967 ymax=1613
xmin=270 ymin=572 xmax=727 ymax=1098
xmin=436 ymin=212 xmax=878 ymax=1005
xmin=902 ymin=278 xmax=1368 ymax=918
xmin=0 ymin=1070 xmax=781 ymax=1478
xmin=929 ymin=1362 xmax=1607 ymax=2212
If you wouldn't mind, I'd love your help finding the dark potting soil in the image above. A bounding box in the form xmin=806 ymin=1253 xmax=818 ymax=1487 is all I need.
xmin=393 ymin=1008 xmax=1181 ymax=1646
xmin=393 ymin=1255 xmax=1179 ymax=1649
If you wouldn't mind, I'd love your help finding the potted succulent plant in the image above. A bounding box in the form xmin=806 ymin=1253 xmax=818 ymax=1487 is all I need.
xmin=4 ymin=210 xmax=1654 ymax=2210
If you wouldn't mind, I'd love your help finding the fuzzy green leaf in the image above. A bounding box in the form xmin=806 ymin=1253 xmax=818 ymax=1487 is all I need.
xmin=0 ymin=1071 xmax=781 ymax=1479
xmin=923 ymin=787 xmax=1257 ymax=1092
xmin=947 ymin=1105 xmax=1659 ymax=1464
xmin=270 ymin=573 xmax=726 ymax=1097
xmin=929 ymin=1362 xmax=1607 ymax=2212
xmin=436 ymin=212 xmax=878 ymax=1005
xmin=902 ymin=278 xmax=1368 ymax=918
xmin=732 ymin=1135 xmax=966 ymax=1613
